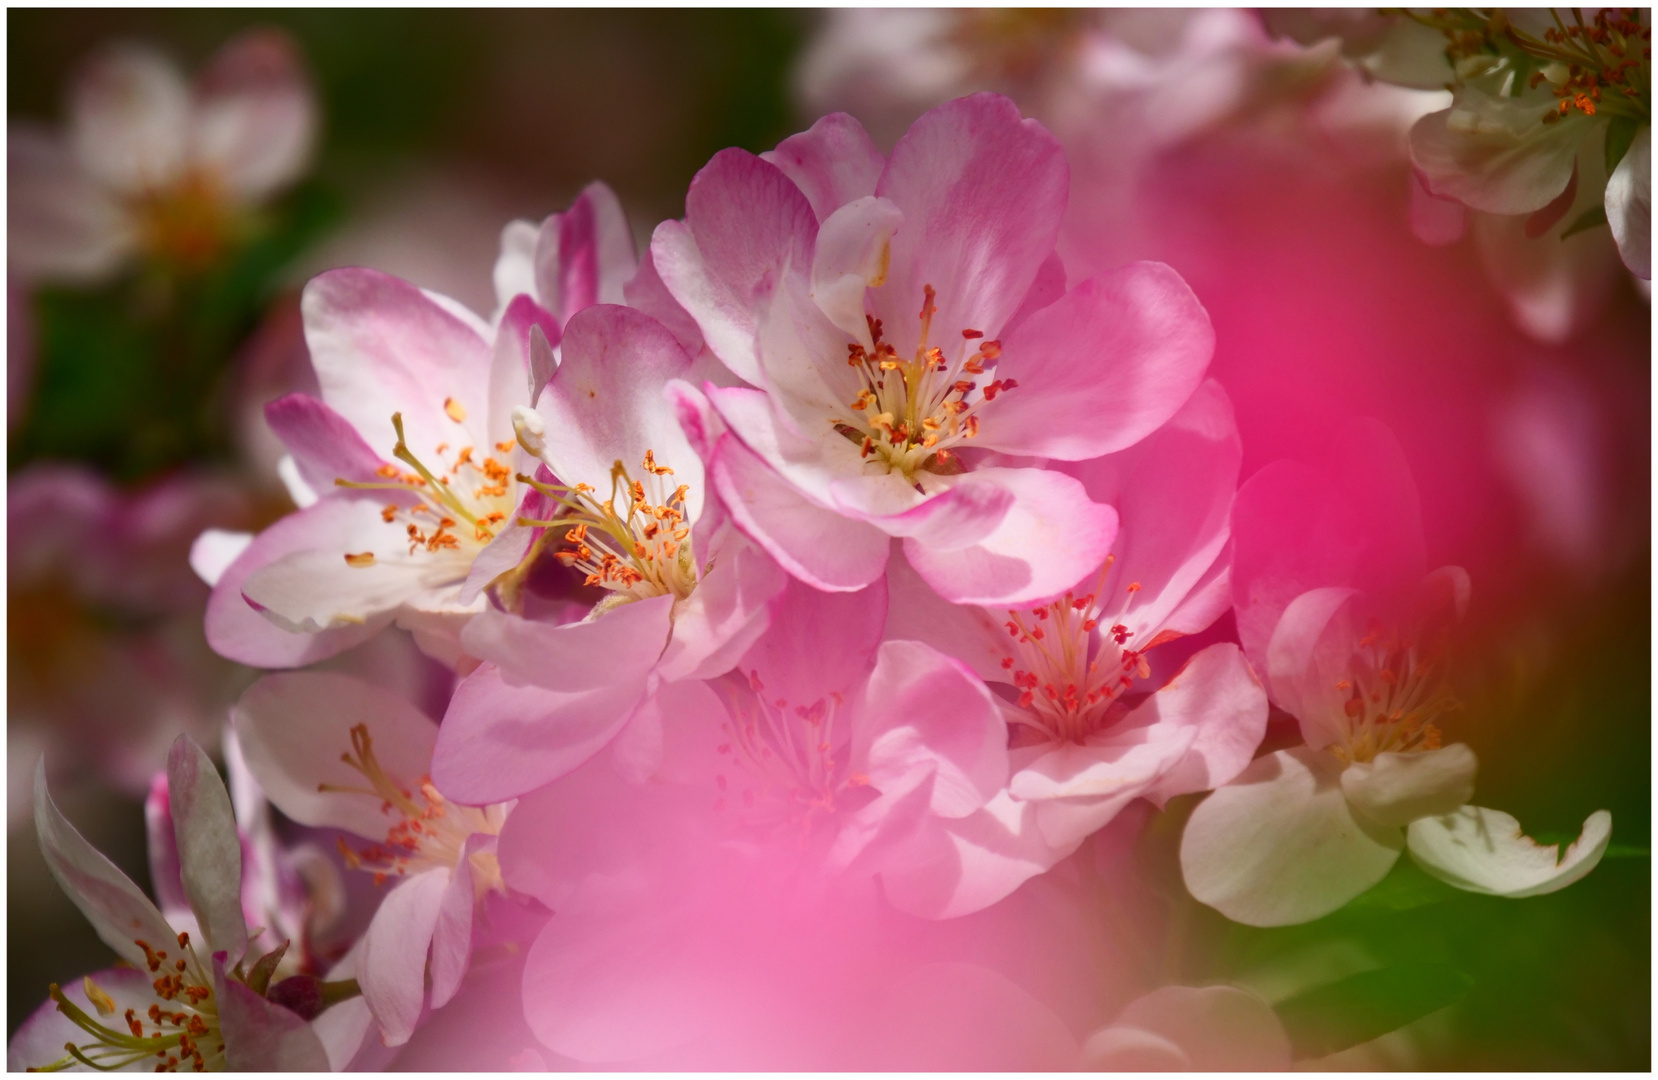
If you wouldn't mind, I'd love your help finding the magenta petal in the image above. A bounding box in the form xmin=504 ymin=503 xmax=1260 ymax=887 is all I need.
xmin=872 ymin=92 xmax=1067 ymax=351
xmin=655 ymin=523 xmax=788 ymax=684
xmin=709 ymin=433 xmax=891 ymax=591
xmin=854 ymin=474 xmax=1015 ymax=552
xmin=880 ymin=792 xmax=1058 ymax=919
xmin=205 ymin=499 xmax=394 ymax=667
xmin=761 ymin=112 xmax=885 ymax=221
xmin=882 ymin=548 xmax=1012 ymax=683
xmin=263 ymin=393 xmax=394 ymax=496
xmin=144 ymin=773 xmax=190 ymax=922
xmin=432 ymin=663 xmax=650 ymax=804
xmin=1230 ymin=418 xmax=1427 ymax=673
xmin=987 ymin=263 xmax=1213 ymax=460
xmin=653 ymin=150 xmax=817 ymax=385
xmin=545 ymin=181 xmax=639 ymax=323
xmin=1135 ymin=643 xmax=1270 ymax=807
xmin=903 ymin=467 xmax=1117 ymax=607
xmin=1265 ymin=586 xmax=1367 ymax=749
xmin=167 ymin=735 xmax=248 ymax=965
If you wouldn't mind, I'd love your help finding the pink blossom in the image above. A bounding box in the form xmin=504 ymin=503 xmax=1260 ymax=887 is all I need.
xmin=14 ymin=737 xmax=332 ymax=1071
xmin=877 ymin=381 xmax=1267 ymax=917
xmin=1181 ymin=420 xmax=1611 ymax=926
xmin=8 ymin=30 xmax=316 ymax=283
xmin=654 ymin=93 xmax=1213 ymax=604
xmin=232 ymin=672 xmax=521 ymax=1047
xmin=429 ymin=305 xmax=787 ymax=805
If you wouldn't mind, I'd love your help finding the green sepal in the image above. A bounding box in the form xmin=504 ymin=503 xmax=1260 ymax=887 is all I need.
xmin=1605 ymin=116 xmax=1639 ymax=176
xmin=1560 ymin=205 xmax=1608 ymax=240
xmin=245 ymin=940 xmax=291 ymax=997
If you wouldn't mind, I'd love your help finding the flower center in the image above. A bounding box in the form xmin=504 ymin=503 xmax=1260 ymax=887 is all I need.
xmin=1421 ymin=8 xmax=1650 ymax=123
xmin=831 ymin=285 xmax=1016 ymax=480
xmin=37 ymin=935 xmax=223 ymax=1072
xmin=998 ymin=558 xmax=1153 ymax=745
xmin=334 ymin=409 xmax=517 ymax=571
xmin=1328 ymin=619 xmax=1456 ymax=765
xmin=705 ymin=670 xmax=869 ymax=840
xmin=321 ymin=725 xmax=507 ymax=895
xmin=515 ymin=450 xmax=698 ymax=602
xmin=132 ymin=170 xmax=234 ymax=273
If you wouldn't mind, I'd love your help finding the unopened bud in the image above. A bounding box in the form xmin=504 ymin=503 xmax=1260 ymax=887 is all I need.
xmin=513 ymin=406 xmax=547 ymax=457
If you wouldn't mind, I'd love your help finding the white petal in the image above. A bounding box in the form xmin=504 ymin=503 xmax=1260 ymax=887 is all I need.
xmin=1180 ymin=747 xmax=1403 ymax=927
xmin=33 ymin=760 xmax=175 ymax=970
xmin=69 ymin=44 xmax=191 ymax=192
xmin=1341 ymin=743 xmax=1477 ymax=828
xmin=189 ymin=528 xmax=253 ymax=587
xmin=275 ymin=454 xmax=318 ymax=508
xmin=809 ymin=194 xmax=903 ymax=345
xmin=1606 ymin=125 xmax=1651 ymax=279
xmin=1407 ymin=804 xmax=1612 ymax=898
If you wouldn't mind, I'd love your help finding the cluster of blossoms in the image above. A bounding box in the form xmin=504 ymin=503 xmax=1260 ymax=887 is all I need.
xmin=17 ymin=83 xmax=1618 ymax=1069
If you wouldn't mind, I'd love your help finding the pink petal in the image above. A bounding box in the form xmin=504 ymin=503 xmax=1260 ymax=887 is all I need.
xmin=740 ymin=576 xmax=886 ymax=707
xmin=233 ymin=671 xmax=438 ymax=838
xmin=263 ymin=392 xmax=394 ymax=496
xmin=460 ymin=593 xmax=674 ymax=694
xmin=654 ymin=522 xmax=788 ymax=683
xmin=903 ymin=466 xmax=1116 ymax=607
xmin=1063 ymin=379 xmax=1239 ymax=640
xmin=432 ymin=663 xmax=652 ymax=804
xmin=167 ymin=735 xmax=248 ymax=965
xmin=216 ymin=953 xmax=331 ymax=1070
xmin=490 ymin=294 xmax=560 ymax=445
xmin=301 ymin=268 xmax=494 ymax=467
xmin=1230 ymin=418 xmax=1427 ymax=673
xmin=859 ymin=640 xmax=1008 ymax=818
xmin=144 ymin=773 xmax=191 ymax=922
xmin=359 ymin=869 xmax=449 ymax=1046
xmin=845 ymin=473 xmax=1015 ymax=552
xmin=7 ymin=125 xmax=131 ymax=282
xmin=652 ymin=149 xmax=817 ymax=385
xmin=624 ymin=248 xmax=705 ymax=357
xmin=192 ymin=29 xmax=317 ymax=201
xmin=534 ymin=304 xmax=702 ymax=517
xmin=760 ymin=112 xmax=885 ymax=221
xmin=429 ymin=834 xmax=492 ymax=1009
xmin=8 ymin=967 xmax=157 ymax=1071
xmin=882 ymin=547 xmax=1012 ymax=683
xmin=1264 ymin=585 xmax=1365 ymax=748
xmin=1134 ymin=643 xmax=1270 ymax=807
xmin=542 ymin=181 xmax=638 ymax=323
xmin=34 ymin=760 xmax=175 ymax=970
xmin=871 ymin=92 xmax=1066 ymax=353
xmin=69 ymin=43 xmax=190 ymax=192
xmin=708 ymin=432 xmax=891 ymax=591
xmin=986 ymin=262 xmax=1213 ymax=460
xmin=879 ymin=790 xmax=1060 ymax=919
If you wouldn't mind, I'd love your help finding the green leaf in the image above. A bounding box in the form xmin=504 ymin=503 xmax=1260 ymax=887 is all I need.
xmin=1338 ymin=857 xmax=1458 ymax=916
xmin=1605 ymin=116 xmax=1639 ymax=176
xmin=1275 ymin=963 xmax=1474 ymax=1060
xmin=1560 ymin=205 xmax=1608 ymax=240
